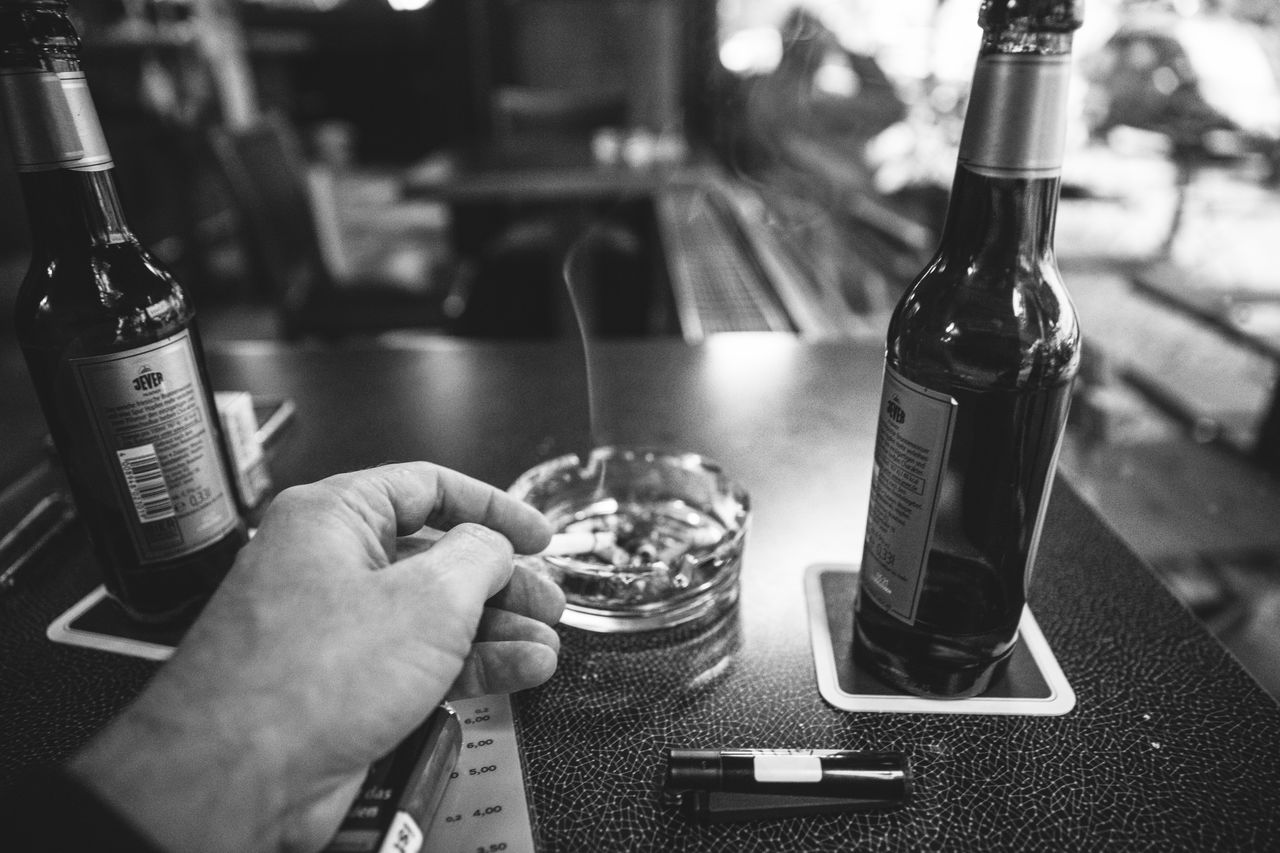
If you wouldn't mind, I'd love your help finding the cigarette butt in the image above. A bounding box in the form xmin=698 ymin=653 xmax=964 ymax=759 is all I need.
xmin=539 ymin=530 xmax=616 ymax=556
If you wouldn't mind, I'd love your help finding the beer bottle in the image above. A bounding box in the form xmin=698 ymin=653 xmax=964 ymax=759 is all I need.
xmin=853 ymin=0 xmax=1082 ymax=697
xmin=1 ymin=1 xmax=247 ymax=622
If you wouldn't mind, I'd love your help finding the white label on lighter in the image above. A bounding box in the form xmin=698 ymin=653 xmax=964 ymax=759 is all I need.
xmin=860 ymin=366 xmax=956 ymax=623
xmin=424 ymin=694 xmax=534 ymax=853
xmin=753 ymin=755 xmax=823 ymax=783
xmin=377 ymin=812 xmax=423 ymax=853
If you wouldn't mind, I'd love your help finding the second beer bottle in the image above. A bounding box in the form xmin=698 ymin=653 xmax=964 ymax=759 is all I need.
xmin=2 ymin=1 xmax=248 ymax=623
xmin=854 ymin=0 xmax=1083 ymax=697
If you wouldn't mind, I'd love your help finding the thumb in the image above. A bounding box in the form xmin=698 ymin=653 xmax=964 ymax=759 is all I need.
xmin=386 ymin=522 xmax=518 ymax=607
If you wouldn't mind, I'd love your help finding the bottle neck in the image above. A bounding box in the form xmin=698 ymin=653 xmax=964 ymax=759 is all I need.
xmin=938 ymin=166 xmax=1059 ymax=262
xmin=938 ymin=32 xmax=1072 ymax=265
xmin=2 ymin=55 xmax=130 ymax=251
xmin=20 ymin=166 xmax=133 ymax=252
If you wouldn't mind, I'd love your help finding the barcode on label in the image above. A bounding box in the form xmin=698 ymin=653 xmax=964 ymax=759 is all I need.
xmin=117 ymin=444 xmax=177 ymax=523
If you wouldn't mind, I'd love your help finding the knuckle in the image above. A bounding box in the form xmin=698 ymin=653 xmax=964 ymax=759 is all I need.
xmin=266 ymin=482 xmax=334 ymax=515
xmin=263 ymin=480 xmax=379 ymax=537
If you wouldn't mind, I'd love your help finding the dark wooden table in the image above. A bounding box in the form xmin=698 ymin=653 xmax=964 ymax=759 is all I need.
xmin=3 ymin=335 xmax=1280 ymax=851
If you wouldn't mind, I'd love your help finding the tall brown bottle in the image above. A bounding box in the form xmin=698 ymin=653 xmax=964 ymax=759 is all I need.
xmin=853 ymin=0 xmax=1083 ymax=697
xmin=2 ymin=1 xmax=247 ymax=623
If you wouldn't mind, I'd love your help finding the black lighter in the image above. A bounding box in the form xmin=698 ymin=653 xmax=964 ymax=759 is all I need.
xmin=324 ymin=705 xmax=463 ymax=852
xmin=664 ymin=748 xmax=912 ymax=825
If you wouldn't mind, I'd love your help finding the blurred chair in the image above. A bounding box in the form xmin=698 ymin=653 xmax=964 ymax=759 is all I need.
xmin=208 ymin=113 xmax=463 ymax=340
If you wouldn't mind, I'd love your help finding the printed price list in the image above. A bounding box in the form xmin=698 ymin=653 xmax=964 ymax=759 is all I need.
xmin=425 ymin=693 xmax=534 ymax=853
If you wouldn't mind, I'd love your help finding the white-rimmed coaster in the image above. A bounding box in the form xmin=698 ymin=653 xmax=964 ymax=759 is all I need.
xmin=806 ymin=564 xmax=1076 ymax=716
xmin=47 ymin=585 xmax=182 ymax=661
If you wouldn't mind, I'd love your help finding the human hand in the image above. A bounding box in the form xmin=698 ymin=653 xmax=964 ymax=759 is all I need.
xmin=71 ymin=462 xmax=563 ymax=853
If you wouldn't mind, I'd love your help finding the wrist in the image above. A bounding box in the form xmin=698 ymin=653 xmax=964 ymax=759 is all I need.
xmin=69 ymin=679 xmax=288 ymax=853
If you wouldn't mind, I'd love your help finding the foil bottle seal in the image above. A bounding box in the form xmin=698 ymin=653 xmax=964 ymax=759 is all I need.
xmin=958 ymin=53 xmax=1071 ymax=179
xmin=0 ymin=69 xmax=113 ymax=172
xmin=979 ymin=0 xmax=1084 ymax=33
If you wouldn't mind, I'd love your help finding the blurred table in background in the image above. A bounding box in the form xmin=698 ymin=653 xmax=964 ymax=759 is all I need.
xmin=402 ymin=137 xmax=713 ymax=204
xmin=401 ymin=139 xmax=863 ymax=341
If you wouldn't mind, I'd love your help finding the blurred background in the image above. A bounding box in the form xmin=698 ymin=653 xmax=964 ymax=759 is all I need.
xmin=1 ymin=0 xmax=1279 ymax=695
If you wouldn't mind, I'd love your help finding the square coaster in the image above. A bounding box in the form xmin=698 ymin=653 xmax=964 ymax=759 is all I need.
xmin=805 ymin=564 xmax=1075 ymax=716
xmin=47 ymin=586 xmax=181 ymax=661
xmin=38 ymin=395 xmax=294 ymax=660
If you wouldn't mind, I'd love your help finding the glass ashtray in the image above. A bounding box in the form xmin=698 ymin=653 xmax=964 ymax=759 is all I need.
xmin=508 ymin=447 xmax=750 ymax=632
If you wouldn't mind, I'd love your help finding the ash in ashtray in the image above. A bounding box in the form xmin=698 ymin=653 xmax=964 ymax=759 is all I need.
xmin=509 ymin=447 xmax=750 ymax=630
xmin=547 ymin=497 xmax=730 ymax=607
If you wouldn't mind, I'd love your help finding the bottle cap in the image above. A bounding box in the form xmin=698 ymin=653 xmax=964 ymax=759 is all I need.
xmin=979 ymin=0 xmax=1083 ymax=33
xmin=0 ymin=1 xmax=77 ymax=63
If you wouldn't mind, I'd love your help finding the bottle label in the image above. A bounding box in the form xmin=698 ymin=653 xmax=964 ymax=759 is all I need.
xmin=0 ymin=70 xmax=113 ymax=172
xmin=958 ymin=53 xmax=1071 ymax=179
xmin=70 ymin=331 xmax=240 ymax=563
xmin=860 ymin=366 xmax=956 ymax=623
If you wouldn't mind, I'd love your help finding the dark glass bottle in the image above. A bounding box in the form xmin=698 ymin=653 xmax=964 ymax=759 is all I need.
xmin=853 ymin=0 xmax=1083 ymax=698
xmin=2 ymin=1 xmax=247 ymax=623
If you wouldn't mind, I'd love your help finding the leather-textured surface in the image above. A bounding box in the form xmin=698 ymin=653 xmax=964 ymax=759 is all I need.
xmin=518 ymin=483 xmax=1280 ymax=851
xmin=3 ymin=339 xmax=1279 ymax=852
xmin=0 ymin=517 xmax=157 ymax=781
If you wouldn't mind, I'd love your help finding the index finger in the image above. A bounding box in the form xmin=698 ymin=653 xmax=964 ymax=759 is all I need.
xmin=323 ymin=462 xmax=552 ymax=553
